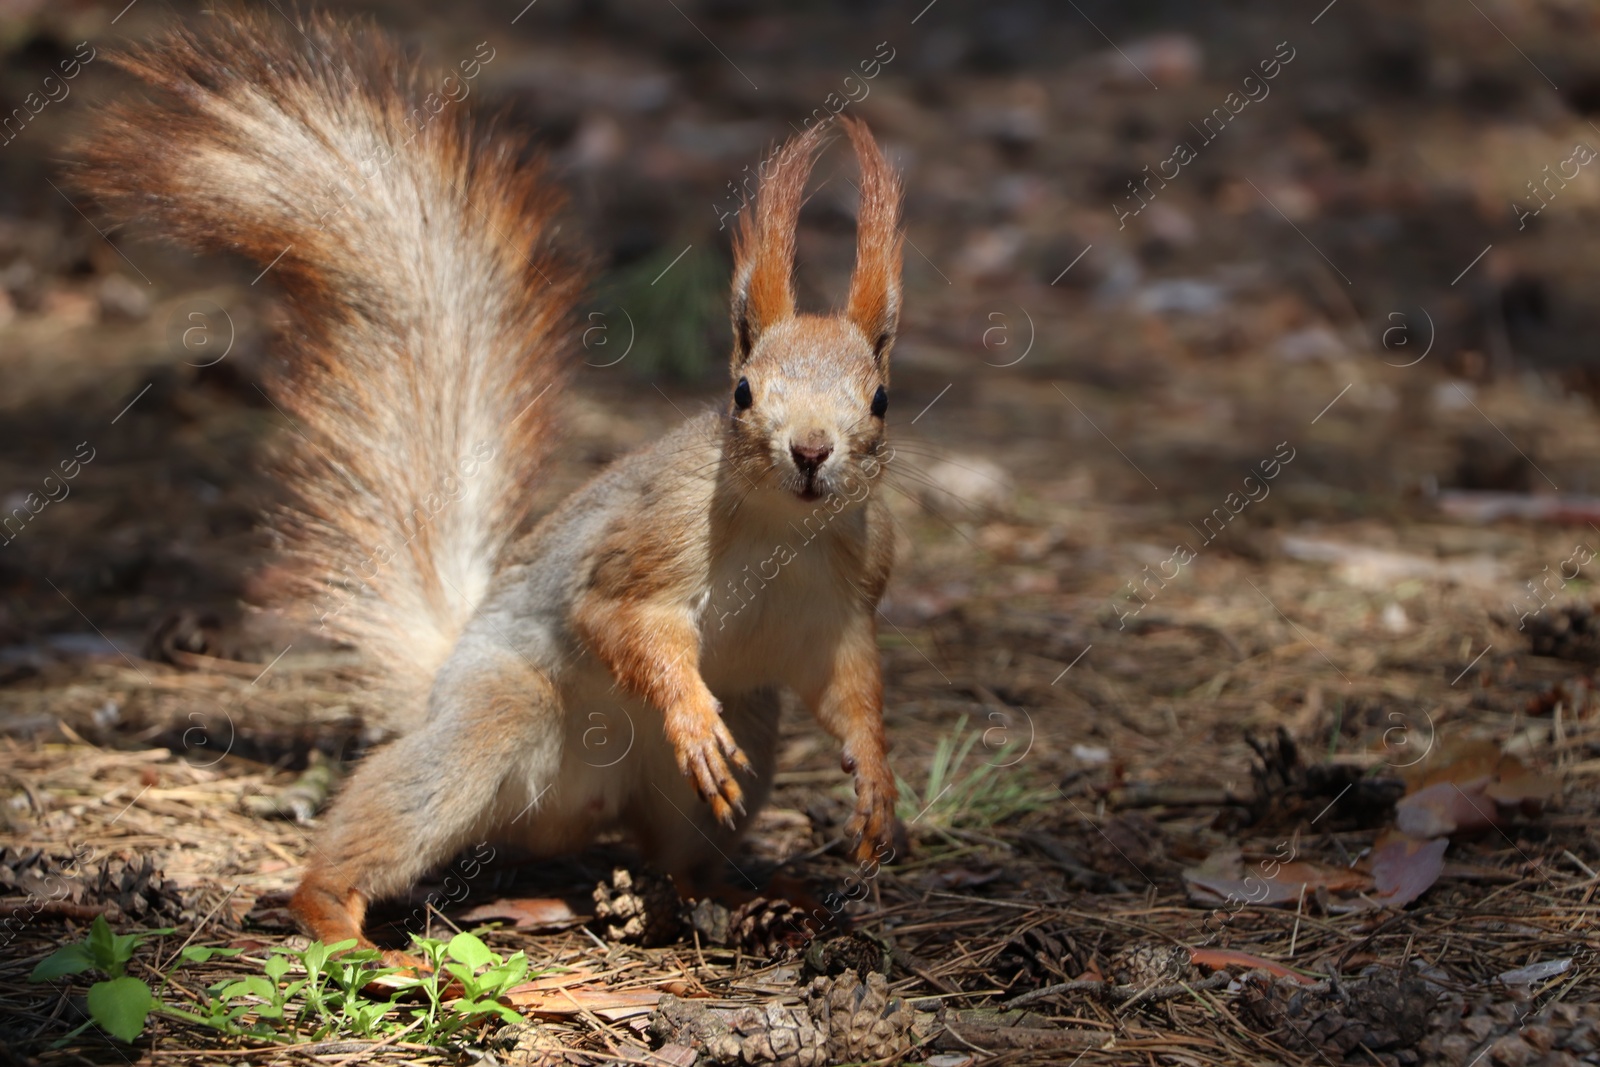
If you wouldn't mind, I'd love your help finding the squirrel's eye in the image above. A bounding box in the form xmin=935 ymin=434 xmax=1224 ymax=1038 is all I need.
xmin=734 ymin=377 xmax=753 ymax=410
xmin=870 ymin=385 xmax=888 ymax=418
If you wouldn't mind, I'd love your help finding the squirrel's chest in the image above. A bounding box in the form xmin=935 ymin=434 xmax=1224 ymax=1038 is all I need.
xmin=697 ymin=526 xmax=853 ymax=690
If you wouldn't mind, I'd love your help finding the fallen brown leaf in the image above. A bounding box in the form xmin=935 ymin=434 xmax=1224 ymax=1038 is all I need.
xmin=1183 ymin=849 xmax=1371 ymax=907
xmin=1410 ymin=738 xmax=1501 ymax=791
xmin=1269 ymin=860 xmax=1370 ymax=893
xmin=1190 ymin=947 xmax=1315 ymax=983
xmin=1394 ymin=779 xmax=1497 ymax=837
xmin=1395 ymin=743 xmax=1557 ymax=836
xmin=1369 ymin=832 xmax=1448 ymax=907
xmin=504 ymin=985 xmax=664 ymax=1020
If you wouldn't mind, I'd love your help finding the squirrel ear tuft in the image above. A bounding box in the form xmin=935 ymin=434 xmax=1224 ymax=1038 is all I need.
xmin=731 ymin=123 xmax=828 ymax=366
xmin=841 ymin=117 xmax=903 ymax=365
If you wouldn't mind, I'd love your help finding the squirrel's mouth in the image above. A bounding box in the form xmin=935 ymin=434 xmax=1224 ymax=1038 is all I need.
xmin=794 ymin=472 xmax=825 ymax=502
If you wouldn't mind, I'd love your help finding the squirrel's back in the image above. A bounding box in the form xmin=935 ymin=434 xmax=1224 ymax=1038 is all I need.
xmin=78 ymin=9 xmax=586 ymax=729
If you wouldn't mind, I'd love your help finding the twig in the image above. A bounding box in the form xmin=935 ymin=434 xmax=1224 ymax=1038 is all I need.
xmin=1002 ymin=970 xmax=1232 ymax=1011
xmin=1117 ymin=970 xmax=1231 ymax=1010
xmin=939 ymin=1021 xmax=994 ymax=1056
xmin=0 ymin=901 xmax=109 ymax=920
xmin=325 ymin=1016 xmax=423 ymax=1067
xmin=158 ymin=885 xmax=239 ymax=970
xmin=1001 ymin=979 xmax=1105 ymax=1009
xmin=891 ymin=947 xmax=963 ymax=995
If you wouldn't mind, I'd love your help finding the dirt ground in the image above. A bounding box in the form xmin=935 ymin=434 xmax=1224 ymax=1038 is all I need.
xmin=4 ymin=1 xmax=1600 ymax=1064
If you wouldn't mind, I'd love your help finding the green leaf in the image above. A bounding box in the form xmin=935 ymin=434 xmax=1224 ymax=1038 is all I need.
xmin=30 ymin=943 xmax=97 ymax=982
xmin=485 ymin=953 xmax=529 ymax=994
xmin=263 ymin=954 xmax=291 ymax=982
xmin=87 ymin=915 xmax=118 ymax=972
xmin=87 ymin=977 xmax=153 ymax=1042
xmin=178 ymin=945 xmax=242 ymax=965
xmin=301 ymin=942 xmax=329 ymax=975
xmin=446 ymin=932 xmax=495 ymax=973
xmin=454 ymin=997 xmax=521 ymax=1025
xmin=218 ymin=976 xmax=278 ymax=1002
xmin=82 ymin=915 xmax=152 ymax=978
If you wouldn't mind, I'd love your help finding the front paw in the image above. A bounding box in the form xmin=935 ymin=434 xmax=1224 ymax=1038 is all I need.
xmin=845 ymin=773 xmax=898 ymax=863
xmin=666 ymin=699 xmax=754 ymax=828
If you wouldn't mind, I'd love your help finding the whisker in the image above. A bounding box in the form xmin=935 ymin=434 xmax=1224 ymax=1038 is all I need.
xmin=875 ymin=472 xmax=983 ymax=548
xmin=876 ymin=442 xmax=1013 ymax=488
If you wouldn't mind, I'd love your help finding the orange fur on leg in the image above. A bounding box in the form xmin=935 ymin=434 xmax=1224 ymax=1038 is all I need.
xmin=801 ymin=614 xmax=898 ymax=862
xmin=574 ymin=597 xmax=752 ymax=825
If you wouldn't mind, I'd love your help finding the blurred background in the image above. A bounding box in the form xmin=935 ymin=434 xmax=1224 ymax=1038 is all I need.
xmin=7 ymin=0 xmax=1600 ymax=752
xmin=5 ymin=1 xmax=1600 ymax=1062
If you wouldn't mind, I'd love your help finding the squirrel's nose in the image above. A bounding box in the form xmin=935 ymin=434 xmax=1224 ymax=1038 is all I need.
xmin=790 ymin=438 xmax=833 ymax=476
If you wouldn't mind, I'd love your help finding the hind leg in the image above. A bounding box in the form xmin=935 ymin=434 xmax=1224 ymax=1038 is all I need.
xmin=289 ymin=648 xmax=562 ymax=952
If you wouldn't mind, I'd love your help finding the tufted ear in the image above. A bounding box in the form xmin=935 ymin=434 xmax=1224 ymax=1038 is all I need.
xmin=730 ymin=123 xmax=827 ymax=367
xmin=840 ymin=116 xmax=903 ymax=364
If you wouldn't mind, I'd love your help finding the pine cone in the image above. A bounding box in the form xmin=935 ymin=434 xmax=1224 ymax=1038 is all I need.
xmin=806 ymin=970 xmax=915 ymax=1064
xmin=0 ymin=848 xmax=195 ymax=926
xmin=591 ymin=868 xmax=683 ymax=946
xmin=1240 ymin=970 xmax=1435 ymax=1058
xmin=649 ymin=973 xmax=913 ymax=1066
xmin=92 ymin=853 xmax=192 ymax=925
xmin=1107 ymin=943 xmax=1193 ymax=988
xmin=801 ymin=931 xmax=890 ymax=981
xmin=652 ymin=995 xmax=828 ymax=1067
xmin=728 ymin=897 xmax=812 ymax=961
xmin=689 ymin=897 xmax=731 ymax=946
xmin=994 ymin=925 xmax=1075 ymax=989
xmin=0 ymin=847 xmax=86 ymax=902
xmin=491 ymin=1019 xmax=584 ymax=1067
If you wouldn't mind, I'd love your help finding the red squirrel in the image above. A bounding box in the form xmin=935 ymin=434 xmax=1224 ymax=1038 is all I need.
xmin=79 ymin=8 xmax=904 ymax=955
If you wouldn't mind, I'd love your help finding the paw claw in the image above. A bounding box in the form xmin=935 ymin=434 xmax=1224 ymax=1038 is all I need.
xmin=844 ymin=771 xmax=898 ymax=862
xmin=670 ymin=707 xmax=750 ymax=826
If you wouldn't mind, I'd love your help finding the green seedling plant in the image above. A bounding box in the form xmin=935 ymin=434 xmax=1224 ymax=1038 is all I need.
xmin=30 ymin=917 xmax=535 ymax=1047
xmin=28 ymin=914 xmax=175 ymax=1043
xmin=279 ymin=939 xmax=396 ymax=1038
xmin=167 ymin=939 xmax=397 ymax=1040
xmin=404 ymin=931 xmax=530 ymax=1042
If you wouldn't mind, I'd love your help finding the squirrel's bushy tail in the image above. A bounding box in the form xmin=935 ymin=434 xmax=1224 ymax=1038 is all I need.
xmin=79 ymin=9 xmax=584 ymax=731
